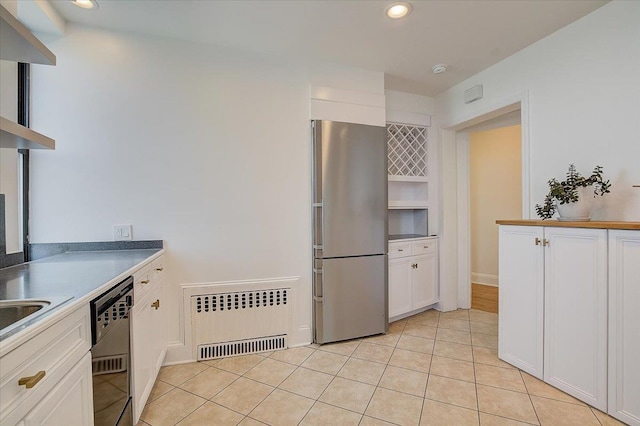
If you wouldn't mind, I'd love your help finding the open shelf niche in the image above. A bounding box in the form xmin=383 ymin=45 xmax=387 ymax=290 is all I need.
xmin=387 ymin=122 xmax=430 ymax=238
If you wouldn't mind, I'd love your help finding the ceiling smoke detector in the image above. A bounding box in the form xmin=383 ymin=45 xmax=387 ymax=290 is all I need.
xmin=385 ymin=2 xmax=412 ymax=19
xmin=71 ymin=0 xmax=99 ymax=10
xmin=432 ymin=64 xmax=448 ymax=74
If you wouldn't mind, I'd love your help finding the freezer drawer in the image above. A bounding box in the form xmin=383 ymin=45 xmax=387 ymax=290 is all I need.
xmin=314 ymin=255 xmax=388 ymax=344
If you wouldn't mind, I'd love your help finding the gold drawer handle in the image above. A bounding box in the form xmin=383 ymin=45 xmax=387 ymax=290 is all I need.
xmin=155 ymin=267 xmax=164 ymax=271
xmin=151 ymin=299 xmax=160 ymax=310
xmin=141 ymin=280 xmax=150 ymax=285
xmin=19 ymin=371 xmax=46 ymax=389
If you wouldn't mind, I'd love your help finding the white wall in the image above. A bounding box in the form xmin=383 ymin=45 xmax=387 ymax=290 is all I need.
xmin=435 ymin=0 xmax=640 ymax=311
xmin=469 ymin=125 xmax=522 ymax=285
xmin=436 ymin=0 xmax=640 ymax=221
xmin=29 ymin=24 xmax=384 ymax=358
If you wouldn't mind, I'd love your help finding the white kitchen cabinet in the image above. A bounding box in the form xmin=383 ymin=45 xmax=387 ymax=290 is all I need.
xmin=608 ymin=230 xmax=640 ymax=426
xmin=131 ymin=256 xmax=167 ymax=423
xmin=543 ymin=227 xmax=607 ymax=411
xmin=388 ymin=237 xmax=438 ymax=321
xmin=498 ymin=225 xmax=544 ymax=378
xmin=389 ymin=257 xmax=413 ymax=318
xmin=131 ymin=291 xmax=152 ymax=423
xmin=0 ymin=306 xmax=92 ymax=425
xmin=498 ymin=223 xmax=637 ymax=415
xmin=20 ymin=352 xmax=93 ymax=426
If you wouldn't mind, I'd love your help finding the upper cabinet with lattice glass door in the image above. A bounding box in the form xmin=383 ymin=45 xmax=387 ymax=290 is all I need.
xmin=387 ymin=123 xmax=428 ymax=182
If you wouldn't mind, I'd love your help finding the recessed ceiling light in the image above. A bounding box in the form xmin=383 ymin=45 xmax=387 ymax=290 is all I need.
xmin=385 ymin=2 xmax=412 ymax=19
xmin=71 ymin=0 xmax=99 ymax=10
xmin=432 ymin=64 xmax=448 ymax=74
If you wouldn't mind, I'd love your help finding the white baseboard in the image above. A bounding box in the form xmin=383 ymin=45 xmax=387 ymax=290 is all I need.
xmin=472 ymin=273 xmax=499 ymax=287
xmin=164 ymin=342 xmax=195 ymax=365
xmin=290 ymin=326 xmax=312 ymax=347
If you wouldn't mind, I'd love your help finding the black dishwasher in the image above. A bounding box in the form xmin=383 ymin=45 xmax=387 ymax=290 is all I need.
xmin=90 ymin=276 xmax=134 ymax=426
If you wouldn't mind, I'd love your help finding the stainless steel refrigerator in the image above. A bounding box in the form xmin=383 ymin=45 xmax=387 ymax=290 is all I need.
xmin=312 ymin=120 xmax=388 ymax=344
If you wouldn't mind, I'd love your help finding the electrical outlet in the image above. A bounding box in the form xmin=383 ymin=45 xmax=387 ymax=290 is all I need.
xmin=113 ymin=225 xmax=132 ymax=241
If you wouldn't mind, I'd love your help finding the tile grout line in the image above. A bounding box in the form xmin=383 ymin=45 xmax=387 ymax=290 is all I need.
xmin=242 ymin=353 xmax=316 ymax=425
xmin=469 ymin=314 xmax=482 ymax=426
xmin=356 ymin=328 xmax=396 ymax=421
xmin=518 ymin=367 xmax=542 ymax=426
xmin=422 ymin=312 xmax=439 ymax=424
xmin=589 ymin=406 xmax=605 ymax=426
xmin=142 ymin=365 xmax=213 ymax=424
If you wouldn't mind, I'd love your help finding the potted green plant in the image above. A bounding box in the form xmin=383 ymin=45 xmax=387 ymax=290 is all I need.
xmin=535 ymin=164 xmax=611 ymax=220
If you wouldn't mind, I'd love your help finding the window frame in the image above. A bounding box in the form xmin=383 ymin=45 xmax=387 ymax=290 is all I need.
xmin=18 ymin=63 xmax=30 ymax=262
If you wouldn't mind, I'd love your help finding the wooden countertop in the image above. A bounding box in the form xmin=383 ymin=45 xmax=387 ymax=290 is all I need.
xmin=496 ymin=220 xmax=640 ymax=230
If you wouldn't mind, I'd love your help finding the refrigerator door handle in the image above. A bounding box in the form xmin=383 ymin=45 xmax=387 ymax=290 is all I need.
xmin=313 ymin=203 xmax=323 ymax=257
xmin=313 ymin=266 xmax=323 ymax=301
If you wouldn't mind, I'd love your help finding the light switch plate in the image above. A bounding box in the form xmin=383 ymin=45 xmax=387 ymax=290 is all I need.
xmin=113 ymin=225 xmax=132 ymax=241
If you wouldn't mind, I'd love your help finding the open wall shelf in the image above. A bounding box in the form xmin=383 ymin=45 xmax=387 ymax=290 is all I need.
xmin=388 ymin=175 xmax=429 ymax=183
xmin=0 ymin=5 xmax=56 ymax=65
xmin=0 ymin=117 xmax=55 ymax=149
xmin=0 ymin=5 xmax=56 ymax=150
xmin=388 ymin=201 xmax=429 ymax=210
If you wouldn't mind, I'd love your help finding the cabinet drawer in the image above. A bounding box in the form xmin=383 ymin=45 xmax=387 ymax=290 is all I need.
xmin=135 ymin=255 xmax=165 ymax=300
xmin=135 ymin=272 xmax=152 ymax=300
xmin=0 ymin=305 xmax=90 ymax=423
xmin=148 ymin=256 xmax=165 ymax=283
xmin=389 ymin=242 xmax=412 ymax=259
xmin=413 ymin=239 xmax=437 ymax=255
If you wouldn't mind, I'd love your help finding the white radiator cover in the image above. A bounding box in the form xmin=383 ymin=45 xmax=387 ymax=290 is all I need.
xmin=191 ymin=287 xmax=291 ymax=360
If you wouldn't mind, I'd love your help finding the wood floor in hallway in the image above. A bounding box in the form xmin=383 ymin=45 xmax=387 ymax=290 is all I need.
xmin=471 ymin=283 xmax=498 ymax=314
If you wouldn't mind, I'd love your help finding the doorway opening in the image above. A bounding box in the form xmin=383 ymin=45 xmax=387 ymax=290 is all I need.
xmin=467 ymin=120 xmax=522 ymax=313
xmin=438 ymin=93 xmax=530 ymax=313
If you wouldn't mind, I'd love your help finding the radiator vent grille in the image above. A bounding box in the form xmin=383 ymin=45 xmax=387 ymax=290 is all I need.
xmin=92 ymin=355 xmax=127 ymax=375
xmin=191 ymin=286 xmax=291 ymax=356
xmin=195 ymin=289 xmax=288 ymax=313
xmin=198 ymin=335 xmax=287 ymax=360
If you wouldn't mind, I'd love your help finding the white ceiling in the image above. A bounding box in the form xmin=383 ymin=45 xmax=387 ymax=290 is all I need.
xmin=49 ymin=0 xmax=608 ymax=96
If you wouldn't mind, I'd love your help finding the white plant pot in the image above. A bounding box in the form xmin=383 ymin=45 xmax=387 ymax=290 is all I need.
xmin=556 ymin=187 xmax=593 ymax=221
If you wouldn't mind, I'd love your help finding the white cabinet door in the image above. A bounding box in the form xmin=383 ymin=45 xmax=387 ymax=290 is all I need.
xmin=498 ymin=225 xmax=544 ymax=378
xmin=608 ymin=230 xmax=640 ymax=425
xmin=22 ymin=352 xmax=93 ymax=426
xmin=544 ymin=227 xmax=607 ymax=410
xmin=149 ymin=283 xmax=167 ymax=374
xmin=131 ymin=291 xmax=152 ymax=423
xmin=389 ymin=257 xmax=412 ymax=318
xmin=412 ymin=253 xmax=437 ymax=309
xmin=131 ymin=270 xmax=168 ymax=424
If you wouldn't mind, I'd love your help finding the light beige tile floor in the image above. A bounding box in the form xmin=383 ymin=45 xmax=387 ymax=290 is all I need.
xmin=138 ymin=309 xmax=626 ymax=426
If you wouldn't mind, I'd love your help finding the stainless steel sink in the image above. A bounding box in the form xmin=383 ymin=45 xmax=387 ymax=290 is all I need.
xmin=0 ymin=297 xmax=73 ymax=340
xmin=0 ymin=300 xmax=51 ymax=330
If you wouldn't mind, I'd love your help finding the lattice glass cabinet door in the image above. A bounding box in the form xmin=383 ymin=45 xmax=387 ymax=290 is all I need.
xmin=387 ymin=123 xmax=428 ymax=178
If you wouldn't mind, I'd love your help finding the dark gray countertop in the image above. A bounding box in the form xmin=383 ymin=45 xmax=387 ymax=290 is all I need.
xmin=0 ymin=249 xmax=161 ymax=300
xmin=388 ymin=234 xmax=432 ymax=241
xmin=0 ymin=249 xmax=161 ymax=342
